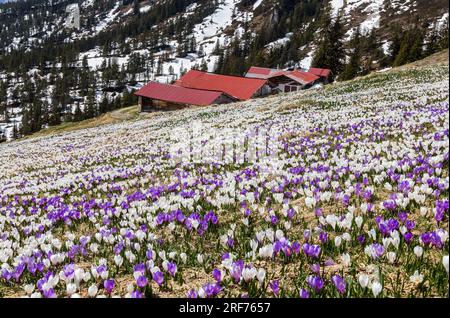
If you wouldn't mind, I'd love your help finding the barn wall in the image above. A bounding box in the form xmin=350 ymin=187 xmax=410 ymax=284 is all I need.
xmin=214 ymin=94 xmax=235 ymax=104
xmin=140 ymin=97 xmax=194 ymax=112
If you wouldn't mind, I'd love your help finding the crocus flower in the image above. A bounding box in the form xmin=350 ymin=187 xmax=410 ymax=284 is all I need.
xmin=269 ymin=279 xmax=280 ymax=296
xmin=212 ymin=268 xmax=223 ymax=282
xmin=332 ymin=275 xmax=346 ymax=294
xmin=152 ymin=271 xmax=164 ymax=286
xmin=371 ymin=281 xmax=382 ymax=297
xmin=307 ymin=276 xmax=324 ymax=293
xmin=299 ymin=288 xmax=310 ymax=298
xmin=167 ymin=262 xmax=177 ymax=277
xmin=443 ymin=255 xmax=449 ymax=274
xmin=136 ymin=275 xmax=148 ymax=288
xmin=104 ymin=279 xmax=115 ymax=294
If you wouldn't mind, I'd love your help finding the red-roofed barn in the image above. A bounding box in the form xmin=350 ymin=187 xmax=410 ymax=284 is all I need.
xmin=246 ymin=67 xmax=320 ymax=93
xmin=176 ymin=70 xmax=270 ymax=100
xmin=307 ymin=67 xmax=332 ymax=83
xmin=135 ymin=82 xmax=235 ymax=112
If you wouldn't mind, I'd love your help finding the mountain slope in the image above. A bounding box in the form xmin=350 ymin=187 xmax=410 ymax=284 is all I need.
xmin=0 ymin=50 xmax=448 ymax=298
xmin=0 ymin=0 xmax=448 ymax=141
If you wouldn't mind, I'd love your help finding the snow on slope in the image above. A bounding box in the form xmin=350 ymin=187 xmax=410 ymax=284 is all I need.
xmin=192 ymin=0 xmax=240 ymax=51
xmin=330 ymin=0 xmax=344 ymax=18
xmin=253 ymin=0 xmax=264 ymax=10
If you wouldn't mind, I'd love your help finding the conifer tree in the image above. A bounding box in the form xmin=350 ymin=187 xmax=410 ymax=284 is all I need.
xmin=340 ymin=27 xmax=361 ymax=81
xmin=49 ymin=99 xmax=62 ymax=126
xmin=85 ymin=88 xmax=97 ymax=119
xmin=73 ymin=102 xmax=84 ymax=122
xmin=312 ymin=7 xmax=345 ymax=78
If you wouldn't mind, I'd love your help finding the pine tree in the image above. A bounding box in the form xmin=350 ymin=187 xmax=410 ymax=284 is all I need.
xmin=133 ymin=0 xmax=141 ymax=16
xmin=85 ymin=88 xmax=96 ymax=119
xmin=437 ymin=17 xmax=449 ymax=50
xmin=0 ymin=81 xmax=7 ymax=121
xmin=73 ymin=102 xmax=83 ymax=122
xmin=49 ymin=99 xmax=62 ymax=126
xmin=312 ymin=7 xmax=345 ymax=78
xmin=340 ymin=27 xmax=361 ymax=81
xmin=425 ymin=26 xmax=440 ymax=56
xmin=20 ymin=108 xmax=32 ymax=135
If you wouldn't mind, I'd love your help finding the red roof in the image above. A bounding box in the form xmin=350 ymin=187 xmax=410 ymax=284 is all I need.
xmin=247 ymin=66 xmax=274 ymax=76
xmin=177 ymin=70 xmax=267 ymax=100
xmin=268 ymin=70 xmax=319 ymax=85
xmin=308 ymin=67 xmax=331 ymax=78
xmin=288 ymin=70 xmax=320 ymax=84
xmin=245 ymin=67 xmax=279 ymax=79
xmin=135 ymin=81 xmax=224 ymax=106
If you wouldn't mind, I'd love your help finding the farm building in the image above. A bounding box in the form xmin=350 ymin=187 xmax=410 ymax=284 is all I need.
xmin=176 ymin=70 xmax=270 ymax=100
xmin=136 ymin=70 xmax=270 ymax=112
xmin=135 ymin=81 xmax=235 ymax=112
xmin=245 ymin=67 xmax=321 ymax=92
xmin=307 ymin=67 xmax=332 ymax=84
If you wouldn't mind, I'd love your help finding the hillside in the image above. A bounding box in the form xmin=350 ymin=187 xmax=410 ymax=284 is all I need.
xmin=0 ymin=0 xmax=448 ymax=141
xmin=0 ymin=53 xmax=448 ymax=298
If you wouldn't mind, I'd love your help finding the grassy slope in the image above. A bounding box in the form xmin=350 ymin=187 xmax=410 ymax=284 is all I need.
xmin=26 ymin=49 xmax=449 ymax=140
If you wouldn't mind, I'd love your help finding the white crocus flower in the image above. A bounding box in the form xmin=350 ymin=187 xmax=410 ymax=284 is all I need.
xmin=180 ymin=253 xmax=187 ymax=264
xmin=409 ymin=271 xmax=424 ymax=284
xmin=256 ymin=268 xmax=266 ymax=285
xmin=66 ymin=283 xmax=77 ymax=296
xmin=371 ymin=281 xmax=382 ymax=297
xmin=341 ymin=253 xmax=351 ymax=267
xmin=443 ymin=255 xmax=449 ymax=274
xmin=358 ymin=274 xmax=370 ymax=288
xmin=242 ymin=267 xmax=257 ymax=282
xmin=387 ymin=252 xmax=396 ymax=264
xmin=413 ymin=246 xmax=423 ymax=258
xmin=88 ymin=284 xmax=98 ymax=297
xmin=24 ymin=284 xmax=35 ymax=295
xmin=334 ymin=236 xmax=342 ymax=247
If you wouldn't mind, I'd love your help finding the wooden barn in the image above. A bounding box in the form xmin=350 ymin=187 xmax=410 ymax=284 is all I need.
xmin=308 ymin=67 xmax=332 ymax=84
xmin=135 ymin=70 xmax=270 ymax=112
xmin=267 ymin=70 xmax=320 ymax=92
xmin=175 ymin=70 xmax=270 ymax=100
xmin=135 ymin=82 xmax=235 ymax=112
xmin=246 ymin=67 xmax=320 ymax=93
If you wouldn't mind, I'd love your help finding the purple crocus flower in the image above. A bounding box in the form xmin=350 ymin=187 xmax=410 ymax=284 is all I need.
xmin=372 ymin=243 xmax=385 ymax=258
xmin=231 ymin=260 xmax=244 ymax=283
xmin=404 ymin=232 xmax=413 ymax=244
xmin=43 ymin=288 xmax=56 ymax=298
xmin=187 ymin=289 xmax=198 ymax=298
xmin=212 ymin=268 xmax=222 ymax=282
xmin=136 ymin=275 xmax=148 ymax=288
xmin=292 ymin=241 xmax=301 ymax=254
xmin=315 ymin=208 xmax=323 ymax=217
xmin=319 ymin=232 xmax=328 ymax=243
xmin=152 ymin=271 xmax=164 ymax=286
xmin=269 ymin=279 xmax=280 ymax=296
xmin=299 ymin=288 xmax=310 ymax=298
xmin=270 ymin=215 xmax=278 ymax=225
xmin=311 ymin=263 xmax=320 ymax=274
xmin=331 ymin=275 xmax=346 ymax=294
xmin=302 ymin=243 xmax=321 ymax=258
xmin=357 ymin=234 xmax=366 ymax=244
xmin=104 ymin=279 xmax=115 ymax=294
xmin=307 ymin=276 xmax=324 ymax=293
xmin=203 ymin=282 xmax=222 ymax=298
xmin=130 ymin=290 xmax=143 ymax=298
xmin=167 ymin=262 xmax=177 ymax=277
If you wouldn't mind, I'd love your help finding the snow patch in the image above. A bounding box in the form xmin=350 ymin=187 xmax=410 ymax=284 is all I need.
xmin=253 ymin=0 xmax=264 ymax=10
